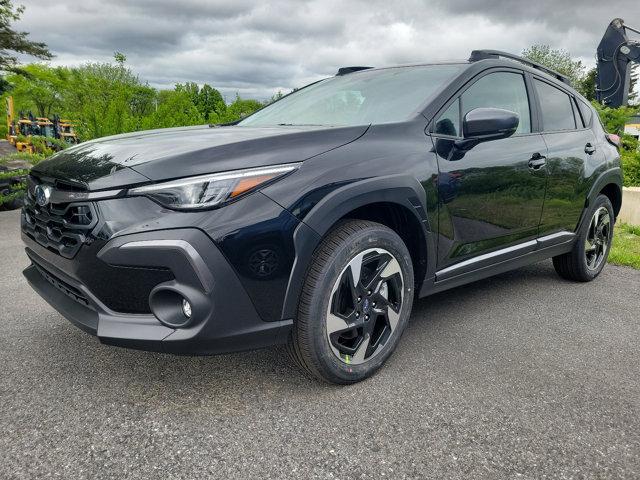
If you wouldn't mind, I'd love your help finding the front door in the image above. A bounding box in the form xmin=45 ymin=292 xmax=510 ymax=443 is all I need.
xmin=430 ymin=70 xmax=548 ymax=273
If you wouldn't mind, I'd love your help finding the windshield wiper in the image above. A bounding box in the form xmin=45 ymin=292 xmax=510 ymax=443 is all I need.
xmin=276 ymin=123 xmax=323 ymax=126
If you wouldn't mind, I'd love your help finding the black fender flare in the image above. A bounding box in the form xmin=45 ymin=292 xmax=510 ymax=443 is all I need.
xmin=586 ymin=167 xmax=622 ymax=205
xmin=279 ymin=174 xmax=433 ymax=320
xmin=577 ymin=167 xmax=623 ymax=231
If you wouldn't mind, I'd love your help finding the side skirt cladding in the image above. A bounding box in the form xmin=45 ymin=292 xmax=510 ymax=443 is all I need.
xmin=421 ymin=232 xmax=576 ymax=296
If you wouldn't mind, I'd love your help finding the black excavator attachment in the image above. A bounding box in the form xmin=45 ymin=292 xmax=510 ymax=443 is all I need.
xmin=596 ymin=18 xmax=640 ymax=107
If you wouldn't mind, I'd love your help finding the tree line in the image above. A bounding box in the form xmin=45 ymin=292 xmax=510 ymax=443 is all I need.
xmin=3 ymin=54 xmax=268 ymax=141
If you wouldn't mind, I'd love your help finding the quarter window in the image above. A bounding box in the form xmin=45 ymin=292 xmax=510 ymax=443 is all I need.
xmin=577 ymin=99 xmax=593 ymax=127
xmin=434 ymin=98 xmax=460 ymax=137
xmin=461 ymin=72 xmax=531 ymax=134
xmin=534 ymin=79 xmax=576 ymax=131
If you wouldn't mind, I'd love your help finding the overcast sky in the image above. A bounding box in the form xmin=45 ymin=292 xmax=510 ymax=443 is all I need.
xmin=15 ymin=0 xmax=640 ymax=101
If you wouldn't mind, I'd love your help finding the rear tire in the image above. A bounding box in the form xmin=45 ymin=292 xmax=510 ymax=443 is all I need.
xmin=288 ymin=220 xmax=414 ymax=384
xmin=553 ymin=194 xmax=614 ymax=282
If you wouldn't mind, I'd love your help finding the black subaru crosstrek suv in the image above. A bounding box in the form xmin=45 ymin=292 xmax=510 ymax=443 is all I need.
xmin=22 ymin=50 xmax=622 ymax=384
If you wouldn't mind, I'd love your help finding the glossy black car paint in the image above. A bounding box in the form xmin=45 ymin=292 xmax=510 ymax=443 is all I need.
xmin=22 ymin=57 xmax=622 ymax=354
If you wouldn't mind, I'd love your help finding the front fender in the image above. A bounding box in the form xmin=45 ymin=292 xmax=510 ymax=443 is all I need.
xmin=273 ymin=174 xmax=434 ymax=320
xmin=301 ymin=174 xmax=429 ymax=235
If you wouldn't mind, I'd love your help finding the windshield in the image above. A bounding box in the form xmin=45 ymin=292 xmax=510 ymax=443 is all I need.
xmin=239 ymin=65 xmax=463 ymax=127
xmin=41 ymin=125 xmax=55 ymax=137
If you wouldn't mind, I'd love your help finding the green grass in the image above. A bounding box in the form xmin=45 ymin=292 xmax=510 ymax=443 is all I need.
xmin=609 ymin=224 xmax=640 ymax=270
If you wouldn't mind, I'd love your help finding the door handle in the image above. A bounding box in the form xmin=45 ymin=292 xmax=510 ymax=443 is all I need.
xmin=528 ymin=153 xmax=546 ymax=170
xmin=585 ymin=143 xmax=596 ymax=155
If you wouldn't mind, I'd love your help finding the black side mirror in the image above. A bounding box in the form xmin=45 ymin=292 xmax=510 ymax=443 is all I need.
xmin=455 ymin=108 xmax=519 ymax=150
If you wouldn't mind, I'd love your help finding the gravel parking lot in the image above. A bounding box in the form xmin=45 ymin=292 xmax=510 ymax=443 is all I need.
xmin=1 ymin=208 xmax=639 ymax=479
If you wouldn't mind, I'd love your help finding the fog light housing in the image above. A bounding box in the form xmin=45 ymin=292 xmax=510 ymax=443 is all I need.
xmin=182 ymin=298 xmax=192 ymax=318
xmin=148 ymin=286 xmax=201 ymax=328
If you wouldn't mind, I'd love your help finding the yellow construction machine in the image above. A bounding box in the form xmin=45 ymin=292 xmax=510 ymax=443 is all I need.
xmin=5 ymin=96 xmax=78 ymax=153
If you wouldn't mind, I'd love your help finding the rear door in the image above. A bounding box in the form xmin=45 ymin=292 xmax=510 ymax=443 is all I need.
xmin=430 ymin=69 xmax=549 ymax=273
xmin=533 ymin=77 xmax=601 ymax=236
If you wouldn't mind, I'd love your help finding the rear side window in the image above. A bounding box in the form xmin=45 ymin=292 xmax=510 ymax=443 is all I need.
xmin=461 ymin=72 xmax=531 ymax=134
xmin=534 ymin=79 xmax=576 ymax=131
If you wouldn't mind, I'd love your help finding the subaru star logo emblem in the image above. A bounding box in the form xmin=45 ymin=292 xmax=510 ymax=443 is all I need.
xmin=34 ymin=184 xmax=52 ymax=207
xmin=362 ymin=298 xmax=370 ymax=314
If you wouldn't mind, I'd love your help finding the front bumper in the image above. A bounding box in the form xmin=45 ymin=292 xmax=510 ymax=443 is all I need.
xmin=22 ymin=227 xmax=292 ymax=354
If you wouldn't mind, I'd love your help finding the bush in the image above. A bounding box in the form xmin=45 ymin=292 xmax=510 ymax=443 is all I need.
xmin=622 ymin=148 xmax=640 ymax=187
xmin=592 ymin=103 xmax=637 ymax=134
xmin=0 ymin=168 xmax=28 ymax=208
xmin=0 ymin=151 xmax=46 ymax=207
xmin=29 ymin=136 xmax=68 ymax=156
xmin=0 ymin=151 xmax=45 ymax=166
xmin=11 ymin=134 xmax=69 ymax=157
xmin=592 ymin=102 xmax=640 ymax=187
xmin=618 ymin=125 xmax=640 ymax=188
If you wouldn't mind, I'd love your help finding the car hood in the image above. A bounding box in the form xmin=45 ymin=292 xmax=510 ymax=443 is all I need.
xmin=31 ymin=124 xmax=369 ymax=190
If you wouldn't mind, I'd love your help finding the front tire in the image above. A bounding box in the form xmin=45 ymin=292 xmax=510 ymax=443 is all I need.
xmin=553 ymin=194 xmax=614 ymax=282
xmin=288 ymin=220 xmax=414 ymax=384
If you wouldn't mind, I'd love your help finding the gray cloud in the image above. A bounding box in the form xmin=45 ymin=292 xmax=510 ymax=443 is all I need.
xmin=15 ymin=0 xmax=640 ymax=100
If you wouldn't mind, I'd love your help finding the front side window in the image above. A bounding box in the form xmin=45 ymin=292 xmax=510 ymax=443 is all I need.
xmin=534 ymin=79 xmax=576 ymax=131
xmin=461 ymin=72 xmax=532 ymax=134
xmin=239 ymin=65 xmax=463 ymax=127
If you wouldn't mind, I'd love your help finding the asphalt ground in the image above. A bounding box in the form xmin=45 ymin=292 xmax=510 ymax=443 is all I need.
xmin=1 ymin=208 xmax=639 ymax=479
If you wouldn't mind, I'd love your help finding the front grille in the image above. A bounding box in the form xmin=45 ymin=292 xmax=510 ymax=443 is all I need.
xmin=28 ymin=253 xmax=174 ymax=314
xmin=22 ymin=190 xmax=98 ymax=259
xmin=34 ymin=263 xmax=90 ymax=308
xmin=86 ymin=266 xmax=174 ymax=314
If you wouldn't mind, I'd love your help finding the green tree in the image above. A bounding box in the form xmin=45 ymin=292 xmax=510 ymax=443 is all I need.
xmin=176 ymin=81 xmax=199 ymax=102
xmin=141 ymin=89 xmax=204 ymax=130
xmin=64 ymin=54 xmax=146 ymax=139
xmin=522 ymin=45 xmax=585 ymax=86
xmin=129 ymin=85 xmax=157 ymax=118
xmin=217 ymin=94 xmax=262 ymax=123
xmin=578 ymin=68 xmax=597 ymax=101
xmin=176 ymin=82 xmax=226 ymax=122
xmin=0 ymin=1 xmax=51 ymax=83
xmin=266 ymin=90 xmax=285 ymax=105
xmin=6 ymin=64 xmax=68 ymax=117
xmin=113 ymin=51 xmax=127 ymax=65
xmin=198 ymin=83 xmax=226 ymax=121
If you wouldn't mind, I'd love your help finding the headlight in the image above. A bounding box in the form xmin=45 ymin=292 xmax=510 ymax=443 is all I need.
xmin=128 ymin=163 xmax=301 ymax=210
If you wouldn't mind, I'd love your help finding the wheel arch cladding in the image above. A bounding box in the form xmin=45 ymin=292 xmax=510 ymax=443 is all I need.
xmin=337 ymin=202 xmax=428 ymax=291
xmin=599 ymin=183 xmax=622 ymax=218
xmin=280 ymin=175 xmax=433 ymax=320
xmin=585 ymin=168 xmax=622 ymax=218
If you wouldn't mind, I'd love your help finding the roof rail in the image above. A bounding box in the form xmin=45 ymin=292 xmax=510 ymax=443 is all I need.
xmin=336 ymin=66 xmax=373 ymax=76
xmin=469 ymin=50 xmax=571 ymax=85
